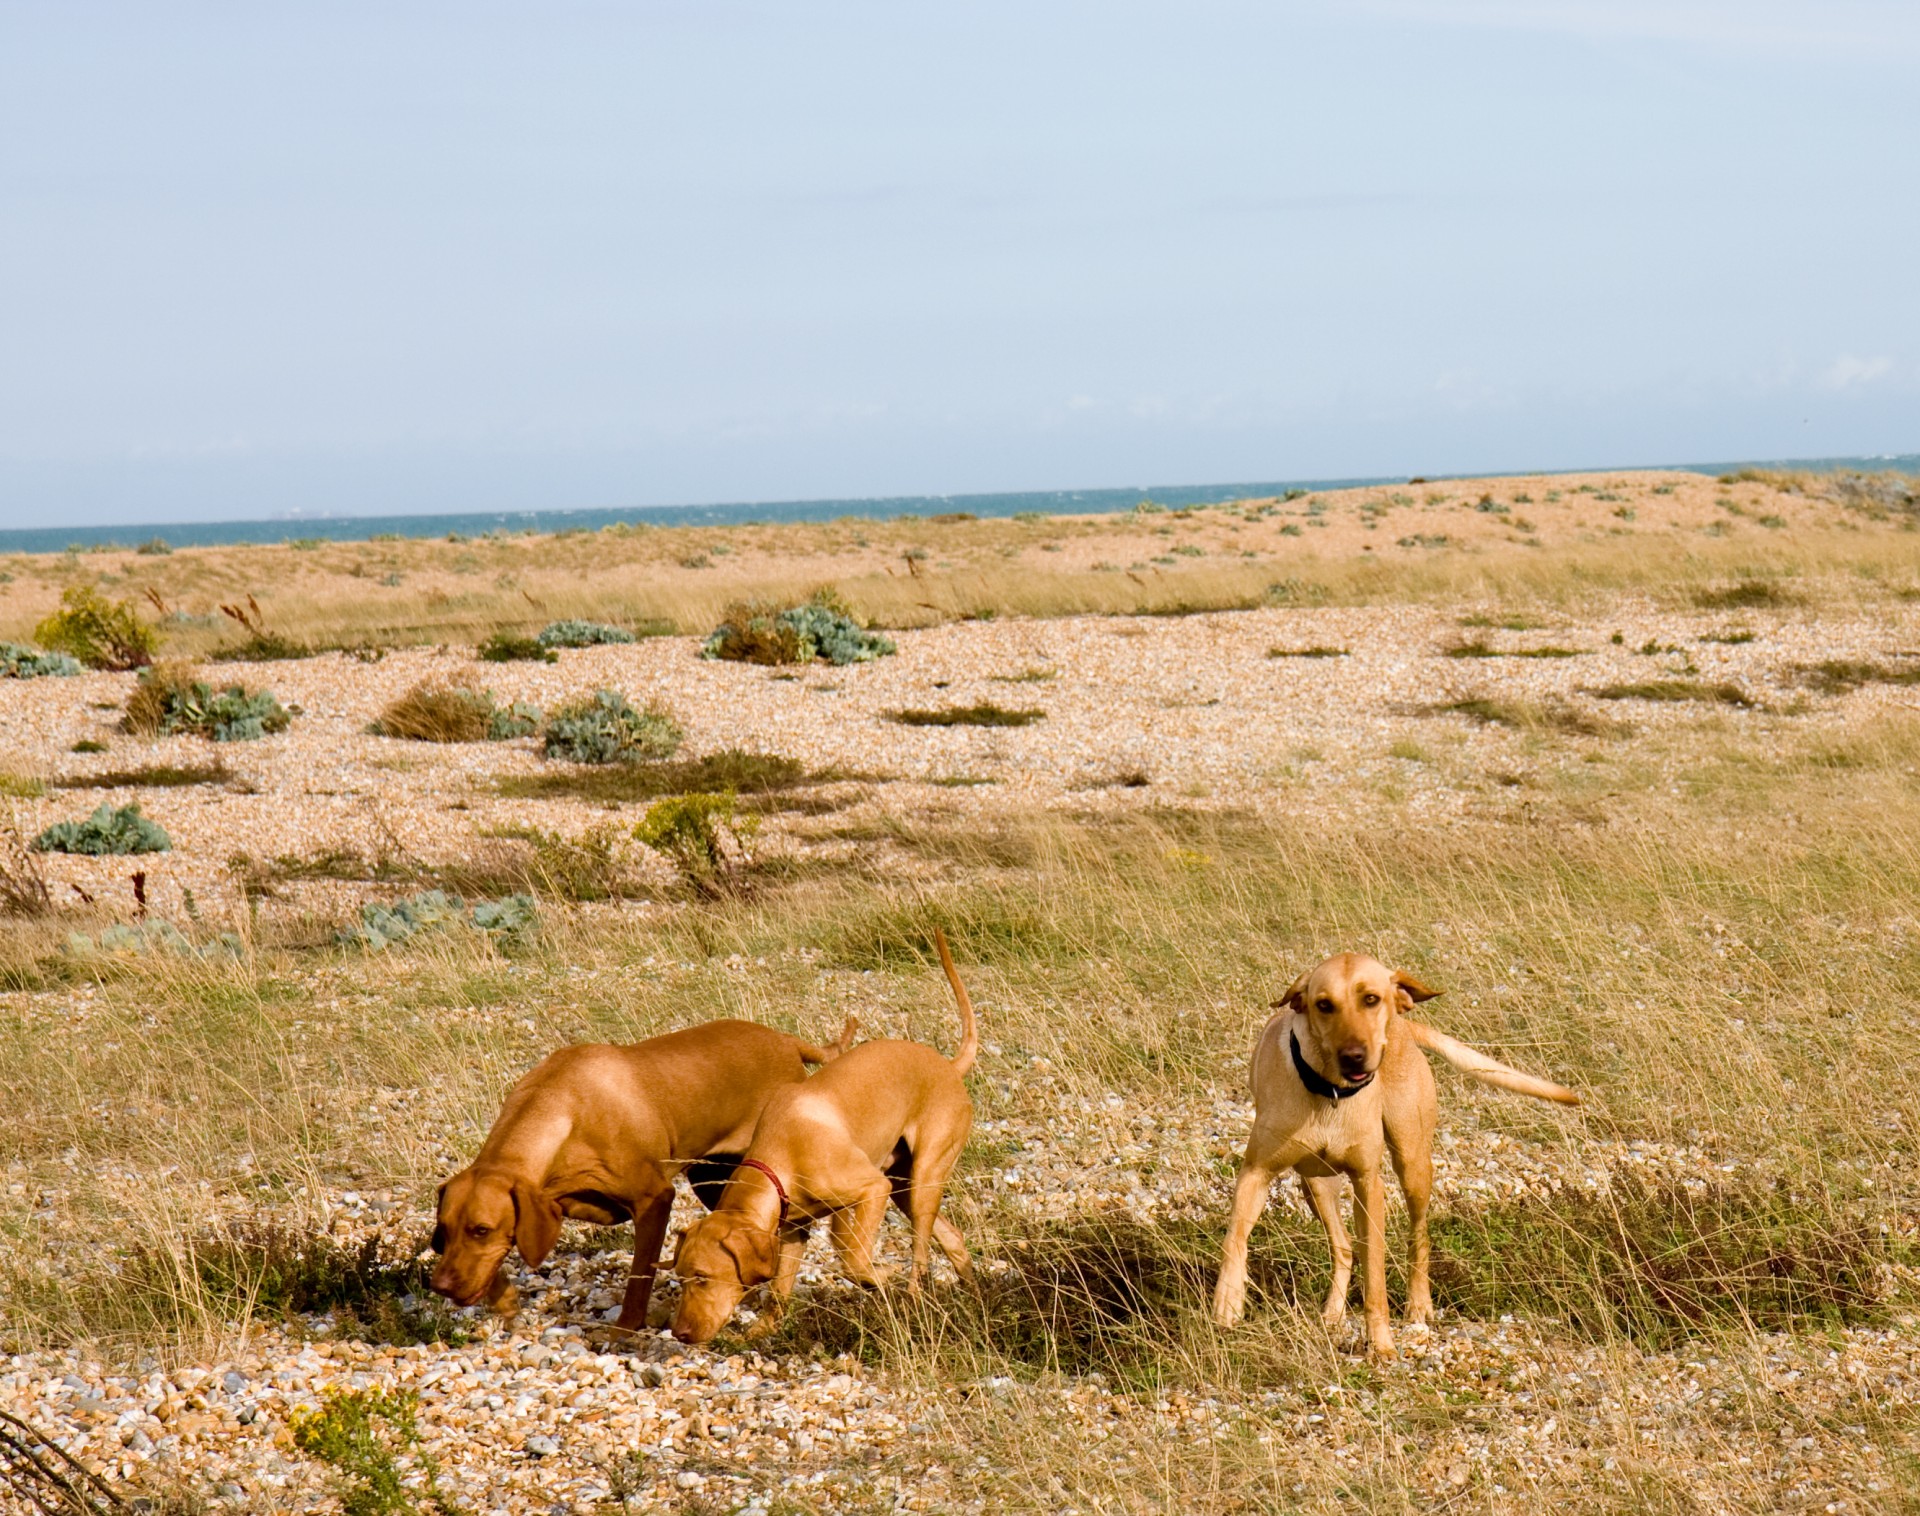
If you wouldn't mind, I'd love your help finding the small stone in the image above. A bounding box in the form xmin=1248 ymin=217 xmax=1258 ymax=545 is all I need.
xmin=523 ymin=1434 xmax=561 ymax=1458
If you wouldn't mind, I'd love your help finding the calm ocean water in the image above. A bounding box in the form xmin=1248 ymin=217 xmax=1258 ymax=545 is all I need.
xmin=1 ymin=454 xmax=1913 ymax=555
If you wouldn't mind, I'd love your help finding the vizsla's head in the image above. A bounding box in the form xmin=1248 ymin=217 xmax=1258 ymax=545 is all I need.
xmin=1278 ymin=953 xmax=1439 ymax=1088
xmin=428 ymin=1168 xmax=561 ymax=1308
xmin=667 ymin=1213 xmax=777 ymax=1344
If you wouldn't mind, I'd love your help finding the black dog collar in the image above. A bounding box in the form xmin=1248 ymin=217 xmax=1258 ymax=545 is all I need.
xmin=1290 ymin=1030 xmax=1373 ymax=1101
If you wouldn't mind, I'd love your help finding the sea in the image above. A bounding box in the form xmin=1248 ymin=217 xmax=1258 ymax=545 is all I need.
xmin=1 ymin=453 xmax=1913 ymax=555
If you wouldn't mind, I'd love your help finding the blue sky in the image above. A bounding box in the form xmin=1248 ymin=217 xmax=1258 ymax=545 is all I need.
xmin=1 ymin=0 xmax=1915 ymax=527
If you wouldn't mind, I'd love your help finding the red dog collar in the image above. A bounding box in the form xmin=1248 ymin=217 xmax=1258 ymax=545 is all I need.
xmin=736 ymin=1158 xmax=790 ymax=1231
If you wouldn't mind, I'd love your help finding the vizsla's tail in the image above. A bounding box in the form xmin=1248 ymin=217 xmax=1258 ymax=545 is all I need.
xmin=933 ymin=929 xmax=979 ymax=1076
xmin=797 ymin=1014 xmax=860 ymax=1065
xmin=1403 ymin=1020 xmax=1580 ymax=1106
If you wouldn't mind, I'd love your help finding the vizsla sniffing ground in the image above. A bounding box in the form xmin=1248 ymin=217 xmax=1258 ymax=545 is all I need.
xmin=430 ymin=1017 xmax=850 ymax=1331
xmin=668 ymin=931 xmax=979 ymax=1345
xmin=1212 ymin=952 xmax=1578 ymax=1358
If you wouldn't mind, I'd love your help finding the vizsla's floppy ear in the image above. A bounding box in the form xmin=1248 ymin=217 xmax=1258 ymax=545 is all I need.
xmin=430 ymin=1181 xmax=450 ymax=1253
xmin=510 ymin=1178 xmax=563 ymax=1268
xmin=1393 ymin=969 xmax=1442 ymax=1011
xmin=717 ymin=1223 xmax=777 ymax=1285
xmin=1270 ymin=971 xmax=1311 ymax=1012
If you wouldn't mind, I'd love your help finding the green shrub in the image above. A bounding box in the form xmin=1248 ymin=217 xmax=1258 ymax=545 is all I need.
xmin=476 ymin=630 xmax=556 ymax=663
xmin=633 ymin=792 xmax=754 ymax=892
xmin=291 ymin=1387 xmax=458 ymax=1516
xmin=123 ymin=663 xmax=293 ymax=741
xmin=541 ymin=689 xmax=682 ymax=764
xmin=537 ymin=618 xmax=637 ymax=647
xmin=0 ymin=641 xmax=82 ymax=678
xmin=371 ymin=684 xmax=538 ymax=742
xmin=33 ymin=586 xmax=157 ymax=670
xmin=33 ymin=801 xmax=171 ymax=855
xmin=703 ymin=591 xmax=896 ymax=666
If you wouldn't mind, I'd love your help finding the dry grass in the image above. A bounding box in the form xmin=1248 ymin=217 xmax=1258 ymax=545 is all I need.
xmin=6 ymin=475 xmax=1920 ymax=1508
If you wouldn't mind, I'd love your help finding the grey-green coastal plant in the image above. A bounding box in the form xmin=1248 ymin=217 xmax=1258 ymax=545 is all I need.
xmin=537 ymin=619 xmax=636 ymax=648
xmin=33 ymin=801 xmax=171 ymax=855
xmin=541 ymin=689 xmax=682 ymax=764
xmin=123 ymin=663 xmax=293 ymax=741
xmin=702 ymin=590 xmax=895 ymax=666
xmin=0 ymin=642 xmax=83 ymax=678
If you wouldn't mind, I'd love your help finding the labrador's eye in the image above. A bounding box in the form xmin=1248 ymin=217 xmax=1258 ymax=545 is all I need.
xmin=1315 ymin=998 xmax=1334 ymax=1013
xmin=1362 ymin=993 xmax=1380 ymax=1006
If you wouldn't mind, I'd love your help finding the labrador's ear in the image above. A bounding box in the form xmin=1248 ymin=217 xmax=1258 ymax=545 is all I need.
xmin=1270 ymin=971 xmax=1311 ymax=1012
xmin=1393 ymin=970 xmax=1442 ymax=1011
xmin=430 ymin=1181 xmax=450 ymax=1253
xmin=510 ymin=1179 xmax=563 ymax=1268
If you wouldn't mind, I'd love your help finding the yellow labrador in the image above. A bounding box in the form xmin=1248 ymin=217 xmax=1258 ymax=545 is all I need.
xmin=1212 ymin=952 xmax=1577 ymax=1356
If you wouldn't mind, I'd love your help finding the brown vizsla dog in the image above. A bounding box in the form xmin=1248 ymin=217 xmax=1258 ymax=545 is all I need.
xmin=1212 ymin=952 xmax=1578 ymax=1357
xmin=431 ymin=1017 xmax=850 ymax=1331
xmin=668 ymin=931 xmax=979 ymax=1345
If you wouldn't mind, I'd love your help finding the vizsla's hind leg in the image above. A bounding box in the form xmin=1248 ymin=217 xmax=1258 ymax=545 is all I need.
xmin=907 ymin=1149 xmax=972 ymax=1292
xmin=1300 ymin=1174 xmax=1354 ymax=1328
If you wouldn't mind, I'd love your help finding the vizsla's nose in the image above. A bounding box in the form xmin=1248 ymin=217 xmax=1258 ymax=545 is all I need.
xmin=1338 ymin=1047 xmax=1370 ymax=1080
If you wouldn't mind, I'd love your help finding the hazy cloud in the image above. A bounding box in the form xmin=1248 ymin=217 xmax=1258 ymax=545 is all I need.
xmin=1818 ymin=355 xmax=1895 ymax=391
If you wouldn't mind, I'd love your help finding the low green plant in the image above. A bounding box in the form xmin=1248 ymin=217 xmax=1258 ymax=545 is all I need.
xmin=537 ymin=618 xmax=637 ymax=647
xmin=1692 ymin=580 xmax=1801 ymax=610
xmin=703 ymin=591 xmax=896 ymax=666
xmin=885 ymin=703 xmax=1045 ymax=728
xmin=476 ymin=630 xmax=556 ymax=663
xmin=1794 ymin=659 xmax=1920 ymax=695
xmin=32 ymin=801 xmax=171 ymax=855
xmin=123 ymin=663 xmax=292 ymax=741
xmin=33 ymin=586 xmax=156 ymax=670
xmin=1265 ymin=646 xmax=1347 ymax=659
xmin=541 ymin=689 xmax=682 ymax=764
xmin=0 ymin=641 xmax=82 ymax=678
xmin=1443 ymin=639 xmax=1584 ymax=659
xmin=633 ymin=792 xmax=755 ymax=893
xmin=1587 ymin=680 xmax=1756 ymax=707
xmin=291 ymin=1388 xmax=460 ymax=1516
xmin=495 ymin=748 xmax=819 ymax=803
xmin=213 ymin=596 xmax=311 ymax=660
xmin=371 ymin=684 xmax=538 ymax=742
xmin=56 ymin=759 xmax=231 ymax=789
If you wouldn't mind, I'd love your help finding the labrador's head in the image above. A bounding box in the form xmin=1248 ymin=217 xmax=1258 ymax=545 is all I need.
xmin=1277 ymin=952 xmax=1438 ymax=1088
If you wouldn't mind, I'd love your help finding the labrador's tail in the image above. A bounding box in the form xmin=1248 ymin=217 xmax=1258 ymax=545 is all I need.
xmin=1403 ymin=1020 xmax=1579 ymax=1105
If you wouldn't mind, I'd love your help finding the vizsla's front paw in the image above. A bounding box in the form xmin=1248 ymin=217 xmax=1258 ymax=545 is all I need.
xmin=1366 ymin=1326 xmax=1397 ymax=1361
xmin=1211 ymin=1279 xmax=1246 ymax=1328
